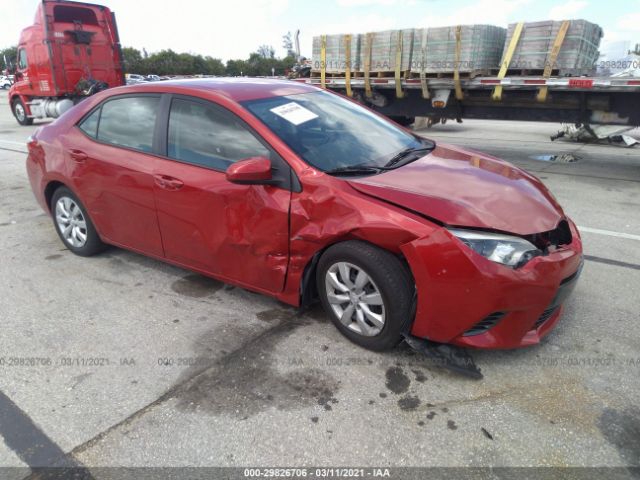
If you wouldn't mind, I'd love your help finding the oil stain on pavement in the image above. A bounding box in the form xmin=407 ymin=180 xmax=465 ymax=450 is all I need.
xmin=382 ymin=364 xmax=463 ymax=430
xmin=385 ymin=366 xmax=411 ymax=394
xmin=398 ymin=395 xmax=421 ymax=411
xmin=174 ymin=308 xmax=340 ymax=418
xmin=171 ymin=274 xmax=223 ymax=298
xmin=385 ymin=365 xmax=427 ymax=411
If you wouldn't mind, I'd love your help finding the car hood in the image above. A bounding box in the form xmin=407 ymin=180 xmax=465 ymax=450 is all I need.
xmin=348 ymin=143 xmax=565 ymax=235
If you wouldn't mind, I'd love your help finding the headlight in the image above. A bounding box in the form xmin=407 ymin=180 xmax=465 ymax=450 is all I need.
xmin=448 ymin=228 xmax=541 ymax=267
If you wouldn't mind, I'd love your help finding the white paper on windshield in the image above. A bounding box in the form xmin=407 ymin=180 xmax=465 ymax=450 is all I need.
xmin=270 ymin=102 xmax=318 ymax=125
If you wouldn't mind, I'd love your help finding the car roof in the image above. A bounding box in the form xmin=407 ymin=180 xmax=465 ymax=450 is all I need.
xmin=117 ymin=77 xmax=319 ymax=102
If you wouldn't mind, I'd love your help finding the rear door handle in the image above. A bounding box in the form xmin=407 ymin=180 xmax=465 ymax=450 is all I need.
xmin=154 ymin=174 xmax=184 ymax=191
xmin=69 ymin=149 xmax=87 ymax=162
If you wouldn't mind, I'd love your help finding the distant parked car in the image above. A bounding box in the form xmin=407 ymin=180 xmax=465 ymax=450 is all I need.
xmin=125 ymin=74 xmax=147 ymax=85
xmin=0 ymin=75 xmax=13 ymax=89
xmin=145 ymin=74 xmax=161 ymax=82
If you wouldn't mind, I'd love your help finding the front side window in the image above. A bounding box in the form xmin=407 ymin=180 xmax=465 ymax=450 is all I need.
xmin=18 ymin=49 xmax=28 ymax=70
xmin=97 ymin=96 xmax=159 ymax=153
xmin=243 ymin=91 xmax=432 ymax=173
xmin=167 ymin=98 xmax=269 ymax=171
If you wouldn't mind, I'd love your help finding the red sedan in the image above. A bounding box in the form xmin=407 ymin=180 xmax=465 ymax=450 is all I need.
xmin=26 ymin=79 xmax=583 ymax=351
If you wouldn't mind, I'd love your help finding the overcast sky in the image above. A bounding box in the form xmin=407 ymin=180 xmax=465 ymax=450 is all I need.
xmin=1 ymin=0 xmax=637 ymax=60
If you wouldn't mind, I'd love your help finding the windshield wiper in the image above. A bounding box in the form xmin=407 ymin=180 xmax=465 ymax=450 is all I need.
xmin=384 ymin=145 xmax=434 ymax=169
xmin=325 ymin=165 xmax=382 ymax=176
xmin=325 ymin=141 xmax=435 ymax=176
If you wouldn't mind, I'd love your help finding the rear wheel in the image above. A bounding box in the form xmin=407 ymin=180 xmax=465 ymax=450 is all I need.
xmin=51 ymin=187 xmax=106 ymax=256
xmin=12 ymin=98 xmax=33 ymax=126
xmin=317 ymin=241 xmax=414 ymax=351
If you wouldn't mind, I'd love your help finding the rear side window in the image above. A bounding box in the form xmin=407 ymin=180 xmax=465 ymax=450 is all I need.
xmin=167 ymin=98 xmax=269 ymax=170
xmin=97 ymin=97 xmax=159 ymax=153
xmin=79 ymin=108 xmax=100 ymax=138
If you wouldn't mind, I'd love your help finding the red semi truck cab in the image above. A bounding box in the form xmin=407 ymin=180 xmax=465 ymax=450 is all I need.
xmin=9 ymin=0 xmax=124 ymax=126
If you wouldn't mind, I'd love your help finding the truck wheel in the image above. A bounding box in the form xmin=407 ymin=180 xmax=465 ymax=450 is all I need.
xmin=51 ymin=187 xmax=106 ymax=257
xmin=317 ymin=241 xmax=415 ymax=351
xmin=12 ymin=98 xmax=33 ymax=126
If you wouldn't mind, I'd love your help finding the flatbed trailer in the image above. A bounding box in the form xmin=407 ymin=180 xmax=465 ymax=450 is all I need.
xmin=293 ymin=75 xmax=640 ymax=126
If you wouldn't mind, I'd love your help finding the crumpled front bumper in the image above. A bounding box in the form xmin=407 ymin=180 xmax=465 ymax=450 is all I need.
xmin=400 ymin=220 xmax=583 ymax=349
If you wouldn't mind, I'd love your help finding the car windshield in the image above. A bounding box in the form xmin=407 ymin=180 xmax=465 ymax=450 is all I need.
xmin=242 ymin=91 xmax=433 ymax=174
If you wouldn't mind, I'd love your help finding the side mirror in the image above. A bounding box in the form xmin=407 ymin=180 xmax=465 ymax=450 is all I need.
xmin=225 ymin=156 xmax=273 ymax=185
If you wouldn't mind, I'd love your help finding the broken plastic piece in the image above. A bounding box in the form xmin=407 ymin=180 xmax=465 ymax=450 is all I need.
xmin=402 ymin=334 xmax=483 ymax=379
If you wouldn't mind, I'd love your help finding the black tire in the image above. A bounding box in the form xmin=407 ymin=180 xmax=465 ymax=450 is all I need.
xmin=388 ymin=115 xmax=415 ymax=127
xmin=11 ymin=97 xmax=33 ymax=126
xmin=316 ymin=241 xmax=414 ymax=351
xmin=50 ymin=186 xmax=106 ymax=256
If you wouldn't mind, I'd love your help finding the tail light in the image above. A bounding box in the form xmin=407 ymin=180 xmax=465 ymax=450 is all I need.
xmin=27 ymin=128 xmax=41 ymax=150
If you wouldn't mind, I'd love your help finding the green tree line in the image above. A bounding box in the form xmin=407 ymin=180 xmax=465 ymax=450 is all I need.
xmin=1 ymin=45 xmax=295 ymax=77
xmin=123 ymin=46 xmax=295 ymax=76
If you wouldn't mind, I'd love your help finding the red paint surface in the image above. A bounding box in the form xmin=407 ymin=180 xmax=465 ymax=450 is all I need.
xmin=26 ymin=79 xmax=583 ymax=349
xmin=349 ymin=143 xmax=565 ymax=235
xmin=226 ymin=157 xmax=273 ymax=183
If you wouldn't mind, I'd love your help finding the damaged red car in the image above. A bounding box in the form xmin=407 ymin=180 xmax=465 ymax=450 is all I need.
xmin=26 ymin=79 xmax=583 ymax=351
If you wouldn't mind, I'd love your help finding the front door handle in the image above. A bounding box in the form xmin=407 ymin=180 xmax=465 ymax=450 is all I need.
xmin=154 ymin=174 xmax=184 ymax=191
xmin=68 ymin=149 xmax=87 ymax=162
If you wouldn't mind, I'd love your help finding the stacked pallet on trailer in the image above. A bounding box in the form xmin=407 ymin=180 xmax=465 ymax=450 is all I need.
xmin=362 ymin=29 xmax=415 ymax=74
xmin=410 ymin=25 xmax=506 ymax=78
xmin=499 ymin=19 xmax=603 ymax=76
xmin=311 ymin=25 xmax=506 ymax=100
xmin=311 ymin=26 xmax=505 ymax=78
xmin=309 ymin=19 xmax=603 ymax=104
xmin=311 ymin=34 xmax=362 ymax=74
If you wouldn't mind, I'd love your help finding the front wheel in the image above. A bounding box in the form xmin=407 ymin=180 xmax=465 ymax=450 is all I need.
xmin=317 ymin=241 xmax=415 ymax=351
xmin=11 ymin=98 xmax=33 ymax=126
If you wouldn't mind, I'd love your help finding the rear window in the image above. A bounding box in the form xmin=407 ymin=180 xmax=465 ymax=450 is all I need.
xmin=53 ymin=6 xmax=99 ymax=26
xmin=96 ymin=96 xmax=159 ymax=153
xmin=78 ymin=108 xmax=100 ymax=138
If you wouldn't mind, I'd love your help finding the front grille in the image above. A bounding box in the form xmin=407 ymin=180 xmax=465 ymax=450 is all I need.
xmin=463 ymin=312 xmax=506 ymax=337
xmin=534 ymin=306 xmax=559 ymax=330
xmin=524 ymin=219 xmax=572 ymax=251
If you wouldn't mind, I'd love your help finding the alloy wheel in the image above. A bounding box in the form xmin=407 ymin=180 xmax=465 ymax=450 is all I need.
xmin=324 ymin=261 xmax=386 ymax=336
xmin=55 ymin=197 xmax=88 ymax=248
